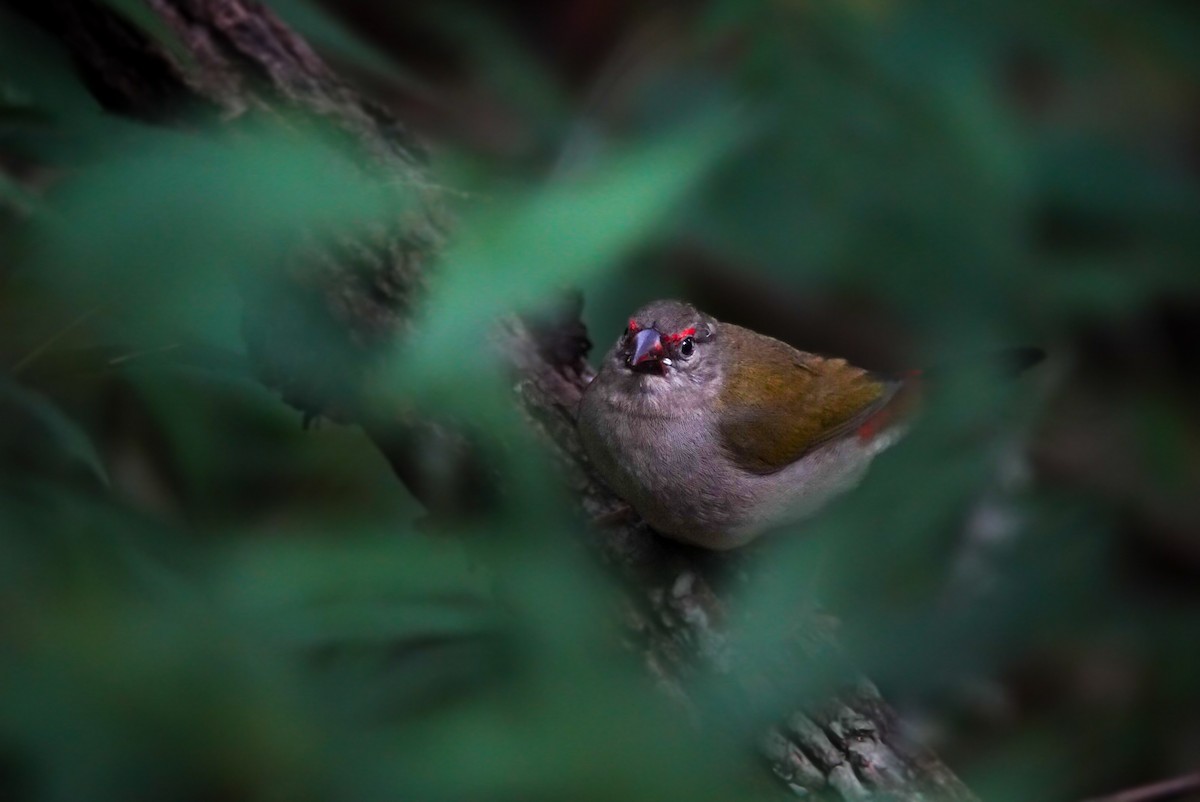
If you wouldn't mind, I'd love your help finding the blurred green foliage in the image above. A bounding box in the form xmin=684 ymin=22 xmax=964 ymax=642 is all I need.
xmin=2 ymin=1 xmax=1200 ymax=801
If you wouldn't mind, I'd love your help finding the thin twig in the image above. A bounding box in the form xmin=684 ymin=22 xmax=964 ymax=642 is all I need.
xmin=106 ymin=342 xmax=181 ymax=366
xmin=10 ymin=305 xmax=103 ymax=376
xmin=1085 ymin=772 xmax=1200 ymax=802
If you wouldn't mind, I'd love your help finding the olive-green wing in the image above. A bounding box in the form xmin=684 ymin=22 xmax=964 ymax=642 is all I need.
xmin=715 ymin=329 xmax=896 ymax=475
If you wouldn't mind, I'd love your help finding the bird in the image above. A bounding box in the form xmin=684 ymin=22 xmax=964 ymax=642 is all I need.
xmin=577 ymin=298 xmax=1040 ymax=550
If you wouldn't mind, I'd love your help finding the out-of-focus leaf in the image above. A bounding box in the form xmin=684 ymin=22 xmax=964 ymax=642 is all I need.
xmin=97 ymin=0 xmax=193 ymax=66
xmin=414 ymin=2 xmax=568 ymax=126
xmin=212 ymin=536 xmax=486 ymax=616
xmin=0 ymin=169 xmax=37 ymax=215
xmin=393 ymin=116 xmax=737 ymax=404
xmin=0 ymin=376 xmax=108 ymax=486
xmin=0 ymin=7 xmax=112 ymax=143
xmin=28 ymin=121 xmax=404 ymax=348
xmin=265 ymin=0 xmax=423 ymax=86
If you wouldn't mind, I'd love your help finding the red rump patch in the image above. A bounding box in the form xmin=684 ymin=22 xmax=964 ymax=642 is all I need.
xmin=857 ymin=374 xmax=923 ymax=443
xmin=662 ymin=327 xmax=696 ymax=344
xmin=856 ymin=411 xmax=891 ymax=442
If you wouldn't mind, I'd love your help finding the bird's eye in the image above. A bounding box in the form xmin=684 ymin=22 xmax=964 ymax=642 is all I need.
xmin=680 ymin=337 xmax=695 ymax=358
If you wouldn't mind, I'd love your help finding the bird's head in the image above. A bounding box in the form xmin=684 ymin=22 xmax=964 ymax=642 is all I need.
xmin=604 ymin=299 xmax=722 ymax=400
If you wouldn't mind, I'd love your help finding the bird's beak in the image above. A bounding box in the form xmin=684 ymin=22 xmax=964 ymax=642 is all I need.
xmin=627 ymin=327 xmax=664 ymax=372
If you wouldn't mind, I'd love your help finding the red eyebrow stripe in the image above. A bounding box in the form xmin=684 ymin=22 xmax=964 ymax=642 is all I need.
xmin=662 ymin=327 xmax=696 ymax=343
xmin=627 ymin=319 xmax=640 ymax=333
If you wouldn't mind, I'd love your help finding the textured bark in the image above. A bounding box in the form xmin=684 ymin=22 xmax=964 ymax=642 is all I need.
xmin=5 ymin=1 xmax=977 ymax=798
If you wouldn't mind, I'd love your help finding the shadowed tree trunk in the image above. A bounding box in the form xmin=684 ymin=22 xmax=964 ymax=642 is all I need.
xmin=2 ymin=1 xmax=978 ymax=798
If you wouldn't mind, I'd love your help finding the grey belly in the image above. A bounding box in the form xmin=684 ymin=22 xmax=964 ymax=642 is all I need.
xmin=579 ymin=400 xmax=879 ymax=550
xmin=578 ymin=410 xmax=755 ymax=548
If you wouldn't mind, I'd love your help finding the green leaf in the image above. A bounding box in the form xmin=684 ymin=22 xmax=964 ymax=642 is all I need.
xmin=265 ymin=0 xmax=423 ymax=85
xmin=0 ymin=376 xmax=109 ymax=486
xmin=28 ymin=121 xmax=405 ymax=348
xmin=393 ymin=116 xmax=738 ymax=405
xmin=0 ymin=169 xmax=38 ymax=215
xmin=97 ymin=0 xmax=194 ymax=66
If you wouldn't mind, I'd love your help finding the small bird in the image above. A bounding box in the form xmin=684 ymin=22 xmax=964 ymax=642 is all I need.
xmin=578 ymin=299 xmax=1036 ymax=550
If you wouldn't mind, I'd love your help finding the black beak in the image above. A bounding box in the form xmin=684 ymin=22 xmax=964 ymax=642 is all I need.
xmin=627 ymin=328 xmax=664 ymax=372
